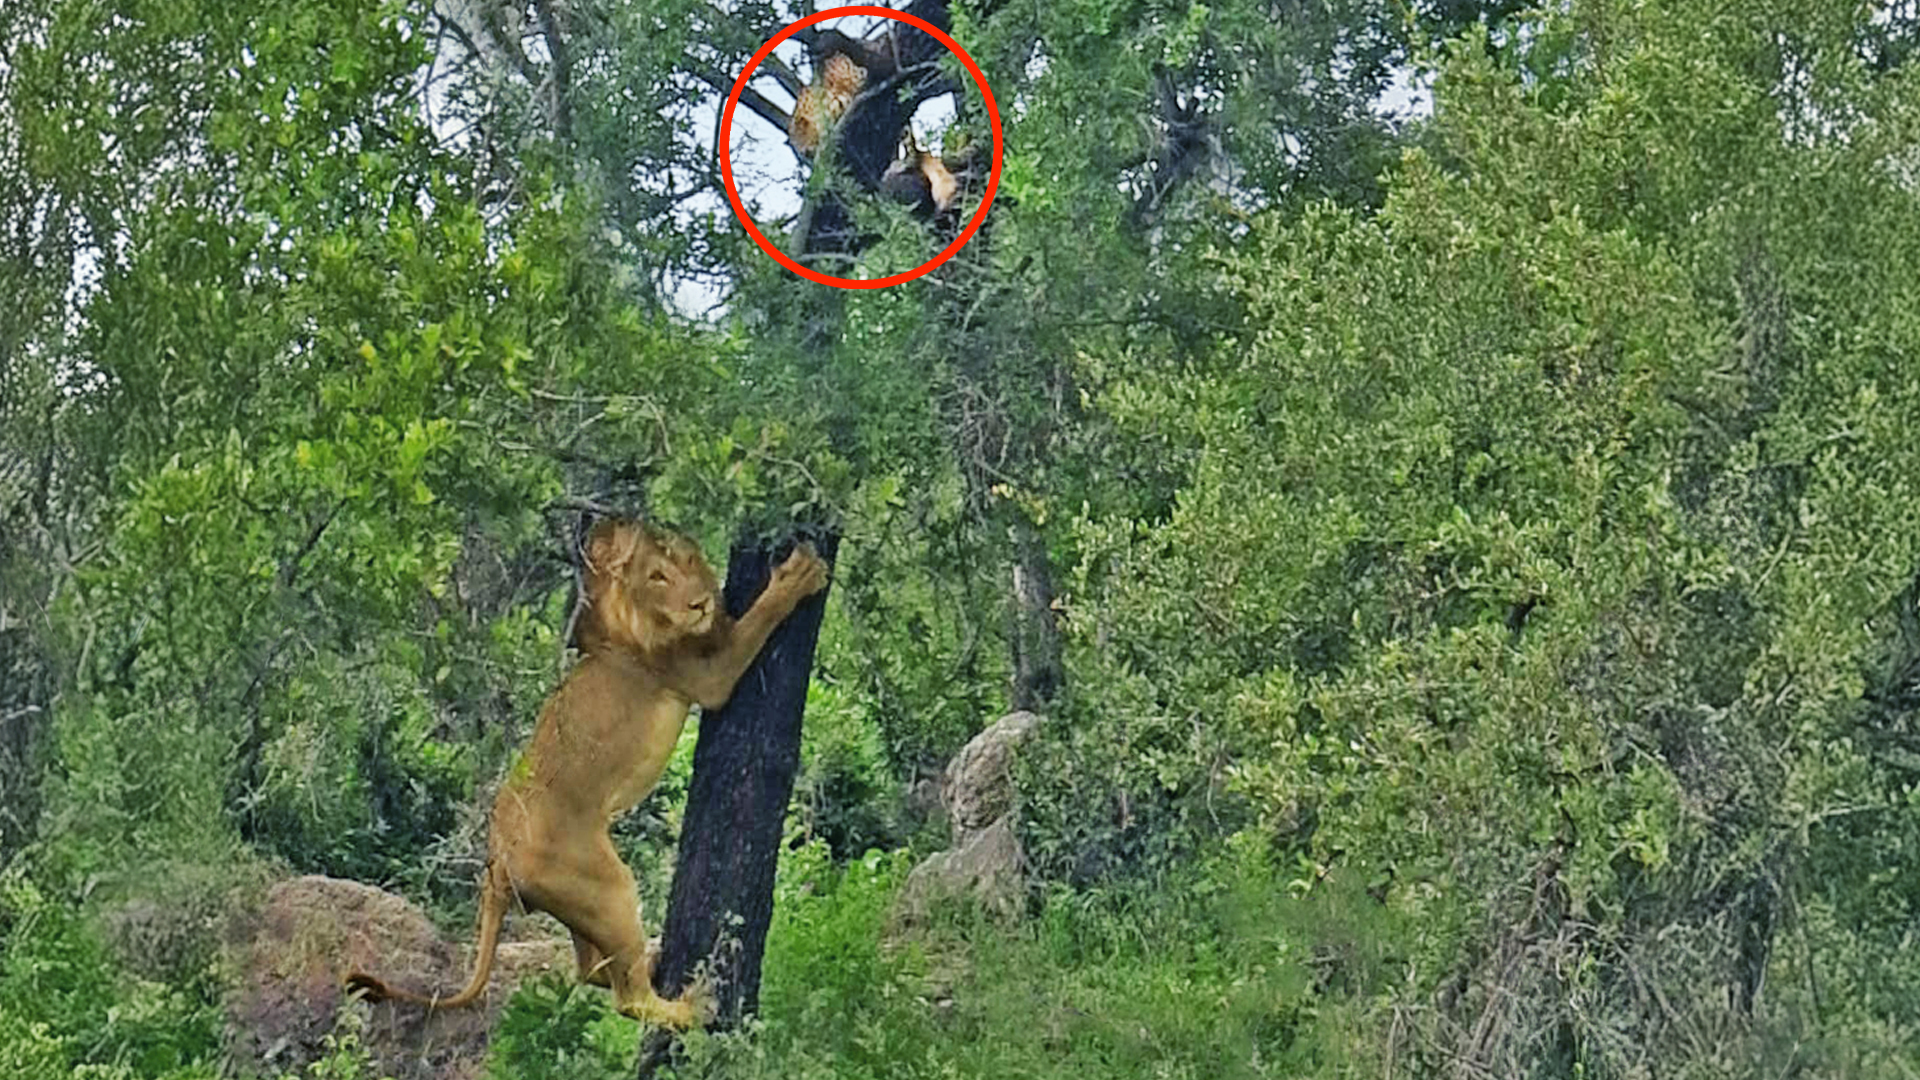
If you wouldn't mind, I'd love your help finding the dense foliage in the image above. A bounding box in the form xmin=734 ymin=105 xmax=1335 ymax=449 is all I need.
xmin=4 ymin=0 xmax=1918 ymax=1076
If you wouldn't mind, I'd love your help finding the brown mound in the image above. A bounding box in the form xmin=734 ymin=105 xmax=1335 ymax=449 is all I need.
xmin=226 ymin=875 xmax=570 ymax=1080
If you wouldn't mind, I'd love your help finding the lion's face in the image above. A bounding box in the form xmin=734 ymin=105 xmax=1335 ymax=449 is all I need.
xmin=580 ymin=520 xmax=721 ymax=653
xmin=630 ymin=532 xmax=721 ymax=637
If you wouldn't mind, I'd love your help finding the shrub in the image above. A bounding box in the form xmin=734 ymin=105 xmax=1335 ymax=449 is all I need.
xmin=485 ymin=974 xmax=637 ymax=1080
xmin=0 ymin=867 xmax=223 ymax=1077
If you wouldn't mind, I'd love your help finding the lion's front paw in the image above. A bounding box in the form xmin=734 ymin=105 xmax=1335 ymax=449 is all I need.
xmin=773 ymin=542 xmax=829 ymax=599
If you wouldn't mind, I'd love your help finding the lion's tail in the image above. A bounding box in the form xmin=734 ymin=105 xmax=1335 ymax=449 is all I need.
xmin=343 ymin=860 xmax=510 ymax=1011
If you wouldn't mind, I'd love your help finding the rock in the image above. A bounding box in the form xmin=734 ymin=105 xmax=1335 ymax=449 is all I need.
xmin=903 ymin=770 xmax=947 ymax=832
xmin=900 ymin=815 xmax=1025 ymax=921
xmin=941 ymin=710 xmax=1041 ymax=835
xmin=897 ymin=711 xmax=1043 ymax=924
xmin=225 ymin=875 xmax=571 ymax=1080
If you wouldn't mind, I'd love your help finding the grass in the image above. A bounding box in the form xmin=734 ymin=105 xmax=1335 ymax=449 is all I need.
xmin=485 ymin=837 xmax=1400 ymax=1080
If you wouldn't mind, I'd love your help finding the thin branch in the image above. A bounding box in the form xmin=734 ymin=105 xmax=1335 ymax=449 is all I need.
xmin=531 ymin=0 xmax=573 ymax=139
xmin=434 ymin=0 xmax=540 ymax=89
xmin=687 ymin=61 xmax=791 ymax=134
xmin=848 ymin=58 xmax=947 ymax=115
xmin=542 ymin=495 xmax=625 ymax=517
xmin=278 ymin=504 xmax=339 ymax=589
xmin=762 ymin=53 xmax=805 ymax=99
xmin=487 ymin=2 xmax=544 ymax=88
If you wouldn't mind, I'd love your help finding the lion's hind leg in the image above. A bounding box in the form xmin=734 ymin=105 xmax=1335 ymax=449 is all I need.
xmin=596 ymin=906 xmax=703 ymax=1028
xmin=570 ymin=923 xmax=662 ymax=990
xmin=572 ymin=931 xmax=614 ymax=988
xmin=543 ymin=839 xmax=703 ymax=1029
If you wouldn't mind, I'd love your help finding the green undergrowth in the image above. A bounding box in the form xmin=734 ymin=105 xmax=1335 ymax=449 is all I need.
xmin=490 ymin=837 xmax=1397 ymax=1080
xmin=0 ymin=864 xmax=226 ymax=1080
xmin=0 ymin=829 xmax=1391 ymax=1080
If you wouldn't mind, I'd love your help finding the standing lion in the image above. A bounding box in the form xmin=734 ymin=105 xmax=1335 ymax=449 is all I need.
xmin=345 ymin=518 xmax=828 ymax=1027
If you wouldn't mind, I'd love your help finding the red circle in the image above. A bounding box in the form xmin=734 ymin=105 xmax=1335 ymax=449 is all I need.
xmin=718 ymin=6 xmax=1003 ymax=290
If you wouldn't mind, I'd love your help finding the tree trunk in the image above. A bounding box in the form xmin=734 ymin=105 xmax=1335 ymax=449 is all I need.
xmin=0 ymin=621 xmax=49 ymax=863
xmin=1007 ymin=514 xmax=1062 ymax=712
xmin=638 ymin=6 xmax=950 ymax=1072
xmin=638 ymin=530 xmax=837 ymax=1076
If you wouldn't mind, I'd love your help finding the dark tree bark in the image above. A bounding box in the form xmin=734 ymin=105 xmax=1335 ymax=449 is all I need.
xmin=637 ymin=531 xmax=838 ymax=1077
xmin=1007 ymin=515 xmax=1062 ymax=712
xmin=637 ymin=6 xmax=964 ymax=1070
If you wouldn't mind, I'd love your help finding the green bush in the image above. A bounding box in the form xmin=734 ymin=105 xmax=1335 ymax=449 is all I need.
xmin=0 ymin=869 xmax=223 ymax=1078
xmin=273 ymin=1009 xmax=395 ymax=1080
xmin=654 ymin=839 xmax=1373 ymax=1080
xmin=0 ymin=1013 xmax=72 ymax=1079
xmin=245 ymin=654 xmax=469 ymax=892
xmin=1051 ymin=2 xmax=1920 ymax=1072
xmin=97 ymin=860 xmax=255 ymax=990
xmin=485 ymin=974 xmax=637 ymax=1080
xmin=790 ymin=682 xmax=908 ymax=860
xmin=1019 ymin=679 xmax=1254 ymax=888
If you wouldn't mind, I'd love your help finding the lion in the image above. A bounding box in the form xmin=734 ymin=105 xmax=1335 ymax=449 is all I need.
xmin=344 ymin=518 xmax=829 ymax=1028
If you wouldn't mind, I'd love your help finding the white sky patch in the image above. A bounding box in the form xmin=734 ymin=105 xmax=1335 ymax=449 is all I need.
xmin=1377 ymin=63 xmax=1434 ymax=121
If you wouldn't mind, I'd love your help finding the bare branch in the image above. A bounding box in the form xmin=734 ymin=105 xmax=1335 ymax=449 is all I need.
xmin=531 ymin=0 xmax=573 ymax=139
xmin=542 ymin=494 xmax=625 ymax=517
xmin=1127 ymin=63 xmax=1214 ymax=228
xmin=434 ymin=0 xmax=540 ymax=89
xmin=687 ymin=61 xmax=791 ymax=134
xmin=762 ymin=54 xmax=805 ymax=99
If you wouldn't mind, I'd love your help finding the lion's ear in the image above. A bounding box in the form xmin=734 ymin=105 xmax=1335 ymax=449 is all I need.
xmin=583 ymin=519 xmax=640 ymax=583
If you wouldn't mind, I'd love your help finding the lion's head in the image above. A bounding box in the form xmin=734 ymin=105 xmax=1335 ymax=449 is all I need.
xmin=576 ymin=519 xmax=722 ymax=655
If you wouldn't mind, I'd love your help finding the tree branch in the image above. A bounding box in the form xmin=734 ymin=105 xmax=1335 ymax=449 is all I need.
xmin=762 ymin=53 xmax=804 ymax=99
xmin=532 ymin=0 xmax=573 ymax=139
xmin=687 ymin=62 xmax=791 ymax=135
xmin=433 ymin=0 xmax=540 ymax=90
xmin=1127 ymin=63 xmax=1213 ymax=228
xmin=277 ymin=504 xmax=338 ymax=589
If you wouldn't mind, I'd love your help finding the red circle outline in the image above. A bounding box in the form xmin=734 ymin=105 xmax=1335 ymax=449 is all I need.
xmin=719 ymin=6 xmax=1003 ymax=289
